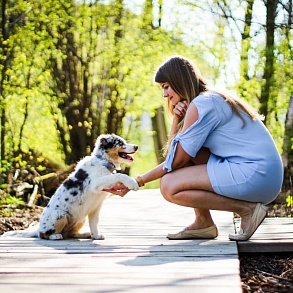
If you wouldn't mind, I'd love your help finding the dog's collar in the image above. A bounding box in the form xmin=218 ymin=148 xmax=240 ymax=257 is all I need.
xmin=96 ymin=155 xmax=116 ymax=173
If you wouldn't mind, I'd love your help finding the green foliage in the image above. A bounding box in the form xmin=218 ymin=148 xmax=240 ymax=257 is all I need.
xmin=286 ymin=195 xmax=293 ymax=208
xmin=0 ymin=0 xmax=292 ymax=190
xmin=0 ymin=182 xmax=25 ymax=210
xmin=236 ymin=77 xmax=262 ymax=110
xmin=1 ymin=0 xmax=207 ymax=168
xmin=0 ymin=193 xmax=25 ymax=208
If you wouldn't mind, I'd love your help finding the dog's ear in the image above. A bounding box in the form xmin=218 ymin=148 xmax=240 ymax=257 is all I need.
xmin=100 ymin=137 xmax=108 ymax=146
xmin=99 ymin=136 xmax=114 ymax=150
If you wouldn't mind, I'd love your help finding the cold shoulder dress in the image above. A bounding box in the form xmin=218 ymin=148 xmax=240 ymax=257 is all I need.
xmin=164 ymin=92 xmax=283 ymax=204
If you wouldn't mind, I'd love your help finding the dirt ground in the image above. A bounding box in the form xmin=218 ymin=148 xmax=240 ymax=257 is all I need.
xmin=0 ymin=204 xmax=292 ymax=292
xmin=240 ymin=253 xmax=293 ymax=292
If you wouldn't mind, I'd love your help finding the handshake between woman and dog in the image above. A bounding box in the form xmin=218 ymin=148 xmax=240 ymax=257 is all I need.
xmin=2 ymin=134 xmax=139 ymax=240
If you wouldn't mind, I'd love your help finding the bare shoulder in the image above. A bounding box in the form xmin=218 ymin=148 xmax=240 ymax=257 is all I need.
xmin=182 ymin=103 xmax=199 ymax=132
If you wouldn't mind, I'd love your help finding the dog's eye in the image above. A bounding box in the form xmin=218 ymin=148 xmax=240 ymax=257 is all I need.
xmin=117 ymin=141 xmax=124 ymax=146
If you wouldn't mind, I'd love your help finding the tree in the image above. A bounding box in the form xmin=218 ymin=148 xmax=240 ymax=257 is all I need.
xmin=141 ymin=0 xmax=167 ymax=164
xmin=48 ymin=1 xmax=96 ymax=163
xmin=0 ymin=0 xmax=9 ymax=163
xmin=46 ymin=0 xmax=167 ymax=164
xmin=278 ymin=0 xmax=293 ymax=192
xmin=233 ymin=0 xmax=263 ymax=109
xmin=0 ymin=1 xmax=37 ymax=164
xmin=282 ymin=94 xmax=293 ymax=193
xmin=259 ymin=0 xmax=278 ymax=124
xmin=0 ymin=0 xmax=20 ymax=163
xmin=46 ymin=1 xmax=130 ymax=163
xmin=105 ymin=0 xmax=126 ymax=135
xmin=151 ymin=106 xmax=168 ymax=163
xmin=239 ymin=0 xmax=255 ymax=81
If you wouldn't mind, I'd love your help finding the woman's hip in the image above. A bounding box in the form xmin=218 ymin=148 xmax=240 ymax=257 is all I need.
xmin=207 ymin=154 xmax=284 ymax=204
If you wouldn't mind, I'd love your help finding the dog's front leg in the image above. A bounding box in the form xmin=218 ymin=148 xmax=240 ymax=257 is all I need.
xmin=88 ymin=203 xmax=105 ymax=240
xmin=96 ymin=174 xmax=139 ymax=191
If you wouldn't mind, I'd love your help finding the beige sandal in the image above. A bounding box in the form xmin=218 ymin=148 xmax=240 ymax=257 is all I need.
xmin=229 ymin=203 xmax=269 ymax=241
xmin=167 ymin=224 xmax=218 ymax=240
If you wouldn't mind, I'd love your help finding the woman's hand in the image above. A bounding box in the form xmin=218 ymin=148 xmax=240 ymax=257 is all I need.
xmin=173 ymin=101 xmax=188 ymax=122
xmin=103 ymin=182 xmax=130 ymax=197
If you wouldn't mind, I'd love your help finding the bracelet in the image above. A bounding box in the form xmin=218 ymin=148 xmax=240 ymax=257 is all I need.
xmin=135 ymin=176 xmax=145 ymax=187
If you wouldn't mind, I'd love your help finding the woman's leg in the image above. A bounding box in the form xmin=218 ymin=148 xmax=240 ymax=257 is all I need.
xmin=189 ymin=208 xmax=215 ymax=230
xmin=192 ymin=148 xmax=215 ymax=229
xmin=160 ymin=164 xmax=256 ymax=231
xmin=170 ymin=147 xmax=215 ymax=230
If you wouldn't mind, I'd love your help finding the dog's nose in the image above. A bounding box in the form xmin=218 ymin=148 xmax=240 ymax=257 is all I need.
xmin=134 ymin=145 xmax=138 ymax=151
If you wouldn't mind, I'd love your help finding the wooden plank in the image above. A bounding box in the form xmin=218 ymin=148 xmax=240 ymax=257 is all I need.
xmin=234 ymin=217 xmax=293 ymax=253
xmin=0 ymin=189 xmax=241 ymax=292
xmin=0 ymin=238 xmax=237 ymax=256
xmin=0 ymin=256 xmax=239 ymax=273
xmin=237 ymin=240 xmax=293 ymax=253
xmin=0 ymin=257 xmax=240 ymax=292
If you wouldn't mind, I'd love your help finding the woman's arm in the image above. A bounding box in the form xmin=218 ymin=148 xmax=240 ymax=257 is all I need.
xmin=139 ymin=162 xmax=166 ymax=186
xmin=140 ymin=101 xmax=191 ymax=185
xmin=104 ymin=102 xmax=195 ymax=195
xmin=170 ymin=103 xmax=199 ymax=170
xmin=141 ymin=103 xmax=199 ymax=184
xmin=103 ymin=163 xmax=167 ymax=196
xmin=169 ymin=101 xmax=188 ymax=137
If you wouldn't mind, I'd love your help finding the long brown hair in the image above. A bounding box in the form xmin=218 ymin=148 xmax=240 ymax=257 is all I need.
xmin=155 ymin=55 xmax=262 ymax=131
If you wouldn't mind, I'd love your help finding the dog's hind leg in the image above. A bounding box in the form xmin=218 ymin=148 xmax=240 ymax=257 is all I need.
xmin=39 ymin=216 xmax=68 ymax=240
xmin=68 ymin=221 xmax=91 ymax=239
xmin=88 ymin=203 xmax=105 ymax=240
xmin=71 ymin=232 xmax=91 ymax=239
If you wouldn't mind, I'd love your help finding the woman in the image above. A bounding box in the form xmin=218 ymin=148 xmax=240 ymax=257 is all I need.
xmin=107 ymin=55 xmax=283 ymax=241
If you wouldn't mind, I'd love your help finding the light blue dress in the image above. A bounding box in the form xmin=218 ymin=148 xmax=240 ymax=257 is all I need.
xmin=164 ymin=92 xmax=283 ymax=204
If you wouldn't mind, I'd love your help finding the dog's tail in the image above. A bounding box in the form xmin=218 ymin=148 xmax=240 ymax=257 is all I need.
xmin=1 ymin=223 xmax=39 ymax=238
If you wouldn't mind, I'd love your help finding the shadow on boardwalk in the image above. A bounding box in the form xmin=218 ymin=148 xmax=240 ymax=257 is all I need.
xmin=0 ymin=189 xmax=242 ymax=292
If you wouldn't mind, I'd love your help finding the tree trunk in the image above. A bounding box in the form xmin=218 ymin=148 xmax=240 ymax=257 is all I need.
xmin=240 ymin=0 xmax=254 ymax=80
xmin=49 ymin=4 xmax=97 ymax=164
xmin=106 ymin=0 xmax=125 ymax=136
xmin=51 ymin=27 xmax=89 ymax=163
xmin=0 ymin=0 xmax=8 ymax=162
xmin=151 ymin=106 xmax=167 ymax=163
xmin=282 ymin=94 xmax=293 ymax=193
xmin=259 ymin=0 xmax=278 ymax=124
xmin=143 ymin=0 xmax=168 ymax=164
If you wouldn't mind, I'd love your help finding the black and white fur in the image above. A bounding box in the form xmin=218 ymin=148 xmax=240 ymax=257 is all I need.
xmin=2 ymin=134 xmax=139 ymax=240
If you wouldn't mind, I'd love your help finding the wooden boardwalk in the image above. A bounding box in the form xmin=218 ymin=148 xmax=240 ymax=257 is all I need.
xmin=0 ymin=189 xmax=292 ymax=292
xmin=235 ymin=217 xmax=293 ymax=253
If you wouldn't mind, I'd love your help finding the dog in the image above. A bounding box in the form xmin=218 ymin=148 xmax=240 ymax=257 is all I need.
xmin=2 ymin=134 xmax=139 ymax=240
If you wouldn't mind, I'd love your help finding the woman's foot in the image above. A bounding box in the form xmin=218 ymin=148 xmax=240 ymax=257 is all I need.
xmin=167 ymin=224 xmax=218 ymax=240
xmin=184 ymin=222 xmax=215 ymax=231
xmin=238 ymin=202 xmax=256 ymax=231
xmin=229 ymin=203 xmax=269 ymax=241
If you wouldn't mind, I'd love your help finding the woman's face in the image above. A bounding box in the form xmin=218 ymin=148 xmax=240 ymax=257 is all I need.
xmin=160 ymin=82 xmax=181 ymax=106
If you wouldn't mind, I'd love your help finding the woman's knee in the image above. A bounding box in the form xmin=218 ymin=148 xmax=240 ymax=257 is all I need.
xmin=160 ymin=174 xmax=176 ymax=202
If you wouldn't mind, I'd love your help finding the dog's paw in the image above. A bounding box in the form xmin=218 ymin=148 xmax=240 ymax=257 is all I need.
xmin=113 ymin=173 xmax=139 ymax=191
xmin=124 ymin=177 xmax=139 ymax=191
xmin=91 ymin=233 xmax=105 ymax=240
xmin=48 ymin=234 xmax=63 ymax=240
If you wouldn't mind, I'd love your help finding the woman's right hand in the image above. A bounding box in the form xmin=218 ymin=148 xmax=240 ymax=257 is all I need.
xmin=103 ymin=182 xmax=130 ymax=197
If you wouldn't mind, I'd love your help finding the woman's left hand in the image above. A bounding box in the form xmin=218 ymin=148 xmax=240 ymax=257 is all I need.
xmin=103 ymin=182 xmax=130 ymax=197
